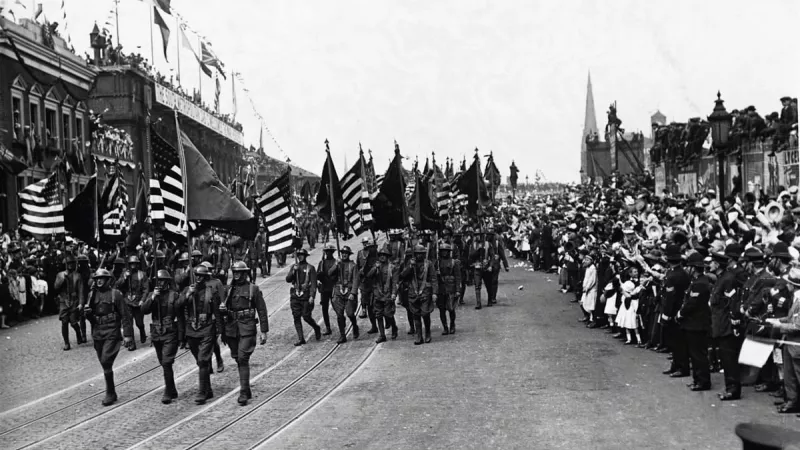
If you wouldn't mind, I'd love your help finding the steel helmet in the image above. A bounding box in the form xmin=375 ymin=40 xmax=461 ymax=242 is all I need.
xmin=157 ymin=269 xmax=172 ymax=280
xmin=64 ymin=255 xmax=76 ymax=264
xmin=179 ymin=252 xmax=189 ymax=262
xmin=413 ymin=245 xmax=427 ymax=254
xmin=324 ymin=243 xmax=336 ymax=251
xmin=114 ymin=257 xmax=125 ymax=265
xmin=378 ymin=245 xmax=391 ymax=256
xmin=77 ymin=254 xmax=89 ymax=263
xmin=296 ymin=248 xmax=309 ymax=257
xmin=439 ymin=243 xmax=452 ymax=252
xmin=361 ymin=237 xmax=371 ymax=245
xmin=200 ymin=261 xmax=213 ymax=269
xmin=232 ymin=261 xmax=249 ymax=272
xmin=340 ymin=246 xmax=353 ymax=255
xmin=193 ymin=265 xmax=210 ymax=277
xmin=93 ymin=268 xmax=112 ymax=279
xmin=154 ymin=251 xmax=165 ymax=259
xmin=128 ymin=255 xmax=140 ymax=264
xmin=191 ymin=250 xmax=203 ymax=258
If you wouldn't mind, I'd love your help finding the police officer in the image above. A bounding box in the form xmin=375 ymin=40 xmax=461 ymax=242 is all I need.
xmin=317 ymin=243 xmax=337 ymax=336
xmin=219 ymin=261 xmax=268 ymax=406
xmin=660 ymin=244 xmax=692 ymax=378
xmin=141 ymin=269 xmax=184 ymax=404
xmin=710 ymin=243 xmax=746 ymax=401
xmin=179 ymin=265 xmax=222 ymax=405
xmin=677 ymin=252 xmax=712 ymax=391
xmin=54 ymin=255 xmax=85 ymax=350
xmin=82 ymin=269 xmax=133 ymax=406
xmin=120 ymin=255 xmax=149 ymax=350
xmin=286 ymin=248 xmax=321 ymax=346
xmin=436 ymin=244 xmax=462 ymax=335
xmin=401 ymin=244 xmax=438 ymax=345
xmin=370 ymin=245 xmax=400 ymax=343
xmin=356 ymin=238 xmax=376 ymax=321
xmin=330 ymin=245 xmax=361 ymax=343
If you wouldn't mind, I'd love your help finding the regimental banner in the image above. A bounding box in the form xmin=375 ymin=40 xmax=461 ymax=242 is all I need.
xmin=765 ymin=149 xmax=800 ymax=195
xmin=154 ymin=83 xmax=245 ymax=146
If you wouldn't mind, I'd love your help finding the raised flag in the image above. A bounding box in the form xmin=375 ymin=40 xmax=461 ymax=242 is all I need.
xmin=179 ymin=24 xmax=212 ymax=77
xmin=201 ymin=42 xmax=225 ymax=79
xmin=100 ymin=167 xmax=128 ymax=245
xmin=64 ymin=173 xmax=98 ymax=245
xmin=456 ymin=151 xmax=490 ymax=217
xmin=0 ymin=142 xmax=28 ymax=175
xmin=20 ymin=173 xmax=65 ymax=240
xmin=408 ymin=171 xmax=440 ymax=230
xmin=484 ymin=152 xmax=501 ymax=198
xmin=154 ymin=0 xmax=170 ymax=14
xmin=153 ymin=6 xmax=170 ymax=62
xmin=257 ymin=169 xmax=295 ymax=253
xmin=126 ymin=169 xmax=149 ymax=249
xmin=315 ymin=143 xmax=347 ymax=234
xmin=371 ymin=142 xmax=408 ymax=231
xmin=339 ymin=152 xmax=374 ymax=236
xmin=150 ymin=129 xmax=186 ymax=239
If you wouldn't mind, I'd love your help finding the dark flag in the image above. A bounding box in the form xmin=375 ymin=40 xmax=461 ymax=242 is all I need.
xmin=371 ymin=141 xmax=409 ymax=231
xmin=314 ymin=141 xmax=347 ymax=234
xmin=0 ymin=142 xmax=28 ymax=175
xmin=126 ymin=168 xmax=149 ymax=249
xmin=510 ymin=160 xmax=519 ymax=190
xmin=64 ymin=174 xmax=98 ymax=245
xmin=178 ymin=130 xmax=257 ymax=239
xmin=484 ymin=152 xmax=501 ymax=196
xmin=299 ymin=180 xmax=312 ymax=209
xmin=408 ymin=171 xmax=440 ymax=230
xmin=456 ymin=151 xmax=490 ymax=217
xmin=153 ymin=6 xmax=170 ymax=62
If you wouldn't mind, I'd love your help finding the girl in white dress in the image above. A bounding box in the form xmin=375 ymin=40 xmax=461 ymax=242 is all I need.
xmin=618 ymin=265 xmax=644 ymax=345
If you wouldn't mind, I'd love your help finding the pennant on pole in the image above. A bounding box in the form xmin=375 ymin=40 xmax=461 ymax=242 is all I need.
xmin=153 ymin=6 xmax=170 ymax=62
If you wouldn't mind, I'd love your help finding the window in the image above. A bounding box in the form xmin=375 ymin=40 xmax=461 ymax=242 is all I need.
xmin=29 ymin=102 xmax=39 ymax=139
xmin=62 ymin=112 xmax=71 ymax=151
xmin=11 ymin=96 xmax=23 ymax=141
xmin=45 ymin=108 xmax=57 ymax=149
xmin=75 ymin=116 xmax=84 ymax=150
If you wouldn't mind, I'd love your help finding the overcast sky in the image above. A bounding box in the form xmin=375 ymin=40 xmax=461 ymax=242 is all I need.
xmin=3 ymin=0 xmax=798 ymax=182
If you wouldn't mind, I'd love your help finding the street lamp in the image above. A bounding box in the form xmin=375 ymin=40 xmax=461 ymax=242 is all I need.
xmin=708 ymin=91 xmax=732 ymax=198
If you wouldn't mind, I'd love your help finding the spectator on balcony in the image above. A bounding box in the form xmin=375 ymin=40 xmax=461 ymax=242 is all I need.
xmin=780 ymin=96 xmax=797 ymax=126
xmin=745 ymin=106 xmax=766 ymax=137
xmin=762 ymin=112 xmax=780 ymax=138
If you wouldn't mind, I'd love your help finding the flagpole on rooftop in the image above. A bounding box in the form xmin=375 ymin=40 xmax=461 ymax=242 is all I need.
xmin=148 ymin=3 xmax=155 ymax=65
xmin=176 ymin=16 xmax=181 ymax=86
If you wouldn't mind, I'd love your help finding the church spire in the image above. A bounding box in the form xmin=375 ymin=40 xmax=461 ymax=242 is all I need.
xmin=581 ymin=71 xmax=598 ymax=183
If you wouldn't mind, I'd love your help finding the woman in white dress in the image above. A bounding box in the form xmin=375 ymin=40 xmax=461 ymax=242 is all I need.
xmin=617 ymin=265 xmax=644 ymax=345
xmin=580 ymin=255 xmax=597 ymax=324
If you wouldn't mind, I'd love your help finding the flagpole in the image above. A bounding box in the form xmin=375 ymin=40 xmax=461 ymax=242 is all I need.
xmin=173 ymin=111 xmax=193 ymax=285
xmin=148 ymin=4 xmax=155 ymax=64
xmin=94 ymin=156 xmax=99 ymax=245
xmin=114 ymin=0 xmax=120 ymax=48
xmin=176 ymin=16 xmax=181 ymax=86
xmin=325 ymin=140 xmax=342 ymax=259
xmin=198 ymin=35 xmax=202 ymax=101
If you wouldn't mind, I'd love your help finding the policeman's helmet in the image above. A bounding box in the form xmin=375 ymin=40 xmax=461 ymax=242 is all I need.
xmin=413 ymin=245 xmax=427 ymax=254
xmin=296 ymin=249 xmax=309 ymax=257
xmin=341 ymin=246 xmax=353 ymax=255
xmin=179 ymin=252 xmax=189 ymax=262
xmin=232 ymin=261 xmax=249 ymax=272
xmin=128 ymin=255 xmax=140 ymax=264
xmin=157 ymin=269 xmax=172 ymax=280
xmin=93 ymin=268 xmax=112 ymax=279
xmin=324 ymin=243 xmax=336 ymax=252
xmin=439 ymin=243 xmax=452 ymax=252
xmin=193 ymin=265 xmax=211 ymax=277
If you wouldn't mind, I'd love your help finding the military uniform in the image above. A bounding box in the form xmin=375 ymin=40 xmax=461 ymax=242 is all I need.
xmin=401 ymin=246 xmax=439 ymax=345
xmin=468 ymin=235 xmax=496 ymax=309
xmin=118 ymin=258 xmax=150 ymax=348
xmin=485 ymin=231 xmax=509 ymax=305
xmin=141 ymin=271 xmax=185 ymax=404
xmin=388 ymin=233 xmax=412 ymax=333
xmin=317 ymin=246 xmax=337 ymax=335
xmin=329 ymin=246 xmax=361 ymax=343
xmin=357 ymin=239 xmax=378 ymax=326
xmin=54 ymin=257 xmax=85 ymax=349
xmin=369 ymin=247 xmax=399 ymax=342
xmin=179 ymin=267 xmax=222 ymax=404
xmin=84 ymin=269 xmax=133 ymax=406
xmin=219 ymin=262 xmax=268 ymax=405
xmin=455 ymin=232 xmax=472 ymax=304
xmin=436 ymin=245 xmax=462 ymax=335
xmin=209 ymin=244 xmax=231 ymax=285
xmin=710 ymin=244 xmax=747 ymax=400
xmin=286 ymin=250 xmax=321 ymax=346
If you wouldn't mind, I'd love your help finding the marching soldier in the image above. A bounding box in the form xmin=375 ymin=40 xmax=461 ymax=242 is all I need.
xmin=328 ymin=245 xmax=360 ymax=343
xmin=82 ymin=269 xmax=133 ymax=406
xmin=257 ymin=226 xmax=272 ymax=276
xmin=110 ymin=257 xmax=125 ymax=289
xmin=485 ymin=228 xmax=510 ymax=305
xmin=209 ymin=239 xmax=231 ymax=285
xmin=436 ymin=244 xmax=462 ymax=335
xmin=141 ymin=269 xmax=185 ymax=404
xmin=356 ymin=238 xmax=376 ymax=320
xmin=317 ymin=243 xmax=337 ymax=336
xmin=219 ymin=261 xmax=268 ymax=406
xmin=677 ymin=252 xmax=712 ymax=392
xmin=201 ymin=261 xmax=227 ymax=373
xmin=369 ymin=245 xmax=399 ymax=342
xmin=179 ymin=265 xmax=222 ymax=405
xmin=286 ymin=248 xmax=322 ymax=346
xmin=468 ymin=231 xmax=494 ymax=310
xmin=174 ymin=252 xmax=190 ymax=291
xmin=146 ymin=251 xmax=166 ymax=290
xmin=54 ymin=255 xmax=85 ymax=350
xmin=119 ymin=255 xmax=149 ymax=350
xmin=250 ymin=229 xmax=267 ymax=279
xmin=455 ymin=228 xmax=471 ymax=305
xmin=401 ymin=245 xmax=438 ymax=345
xmin=388 ymin=230 xmax=412 ymax=333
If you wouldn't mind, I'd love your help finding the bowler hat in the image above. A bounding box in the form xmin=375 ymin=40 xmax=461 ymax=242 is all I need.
xmin=744 ymin=247 xmax=764 ymax=262
xmin=772 ymin=242 xmax=792 ymax=260
xmin=686 ymin=252 xmax=705 ymax=268
xmin=665 ymin=244 xmax=682 ymax=262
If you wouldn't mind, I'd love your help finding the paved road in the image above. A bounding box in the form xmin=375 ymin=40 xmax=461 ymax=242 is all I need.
xmin=0 ymin=252 xmax=796 ymax=450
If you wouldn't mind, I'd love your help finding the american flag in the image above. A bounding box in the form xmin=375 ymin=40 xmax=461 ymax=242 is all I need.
xmin=19 ymin=173 xmax=65 ymax=240
xmin=432 ymin=164 xmax=451 ymax=218
xmin=257 ymin=169 xmax=294 ymax=253
xmin=370 ymin=173 xmax=385 ymax=201
xmin=150 ymin=130 xmax=187 ymax=238
xmin=100 ymin=169 xmax=128 ymax=242
xmin=339 ymin=156 xmax=374 ymax=236
xmin=449 ymin=171 xmax=468 ymax=213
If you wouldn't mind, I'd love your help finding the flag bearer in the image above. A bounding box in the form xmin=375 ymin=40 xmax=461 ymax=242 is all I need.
xmin=356 ymin=238 xmax=376 ymax=320
xmin=317 ymin=243 xmax=337 ymax=336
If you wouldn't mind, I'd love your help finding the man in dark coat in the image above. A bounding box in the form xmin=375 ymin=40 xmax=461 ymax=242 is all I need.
xmin=661 ymin=244 xmax=692 ymax=377
xmin=678 ymin=252 xmax=712 ymax=391
xmin=710 ymin=243 xmax=747 ymax=401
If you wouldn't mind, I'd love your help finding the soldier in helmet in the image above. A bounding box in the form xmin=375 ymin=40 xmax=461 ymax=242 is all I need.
xmin=400 ymin=244 xmax=438 ymax=345
xmin=146 ymin=251 xmax=166 ymax=290
xmin=82 ymin=268 xmax=133 ymax=406
xmin=436 ymin=243 xmax=462 ymax=335
xmin=468 ymin=230 xmax=496 ymax=310
xmin=54 ymin=255 xmax=85 ymax=350
xmin=455 ymin=228 xmax=472 ymax=305
xmin=369 ymin=245 xmax=399 ymax=342
xmin=329 ymin=245 xmax=360 ymax=343
xmin=179 ymin=265 xmax=222 ymax=404
xmin=389 ymin=230 xmax=413 ymax=334
xmin=173 ymin=252 xmax=190 ymax=289
xmin=256 ymin=225 xmax=270 ymax=277
xmin=356 ymin=238 xmax=376 ymax=321
xmin=201 ymin=261 xmax=227 ymax=373
xmin=76 ymin=254 xmax=92 ymax=343
xmin=141 ymin=269 xmax=184 ymax=404
xmin=208 ymin=238 xmax=231 ymax=285
xmin=484 ymin=229 xmax=510 ymax=305
xmin=110 ymin=257 xmax=126 ymax=289
xmin=119 ymin=255 xmax=150 ymax=350
xmin=286 ymin=248 xmax=321 ymax=346
xmin=316 ymin=243 xmax=337 ymax=336
xmin=219 ymin=261 xmax=268 ymax=405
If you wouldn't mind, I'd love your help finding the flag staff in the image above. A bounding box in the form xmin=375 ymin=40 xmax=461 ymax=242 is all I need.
xmin=173 ymin=111 xmax=193 ymax=284
xmin=176 ymin=16 xmax=181 ymax=86
xmin=358 ymin=143 xmax=375 ymax=240
xmin=197 ymin=35 xmax=203 ymax=100
xmin=148 ymin=3 xmax=155 ymax=64
xmin=94 ymin=156 xmax=99 ymax=245
xmin=325 ymin=139 xmax=342 ymax=258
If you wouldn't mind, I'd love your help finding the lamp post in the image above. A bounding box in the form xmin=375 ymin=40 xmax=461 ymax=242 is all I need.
xmin=708 ymin=91 xmax=732 ymax=199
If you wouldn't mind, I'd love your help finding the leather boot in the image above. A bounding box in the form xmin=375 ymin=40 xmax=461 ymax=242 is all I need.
xmin=162 ymin=364 xmax=178 ymax=404
xmin=414 ymin=318 xmax=423 ymax=345
xmin=367 ymin=309 xmax=378 ymax=334
xmin=102 ymin=370 xmax=117 ymax=406
xmin=205 ymin=365 xmax=214 ymax=400
xmin=440 ymin=310 xmax=449 ymax=335
xmin=237 ymin=363 xmax=251 ymax=406
xmin=390 ymin=318 xmax=398 ymax=340
xmin=423 ymin=315 xmax=432 ymax=343
xmin=407 ymin=310 xmax=416 ymax=334
xmin=351 ymin=318 xmax=360 ymax=339
xmin=337 ymin=317 xmax=347 ymax=344
xmin=475 ymin=290 xmax=482 ymax=310
xmin=375 ymin=317 xmax=387 ymax=343
xmin=449 ymin=310 xmax=456 ymax=334
xmin=293 ymin=320 xmax=306 ymax=346
xmin=195 ymin=364 xmax=209 ymax=404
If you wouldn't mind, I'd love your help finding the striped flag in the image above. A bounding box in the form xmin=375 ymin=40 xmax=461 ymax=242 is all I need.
xmin=370 ymin=173 xmax=385 ymax=201
xmin=20 ymin=173 xmax=65 ymax=240
xmin=432 ymin=164 xmax=450 ymax=218
xmin=339 ymin=155 xmax=374 ymax=236
xmin=257 ymin=169 xmax=294 ymax=253
xmin=100 ymin=169 xmax=128 ymax=243
xmin=150 ymin=130 xmax=187 ymax=238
